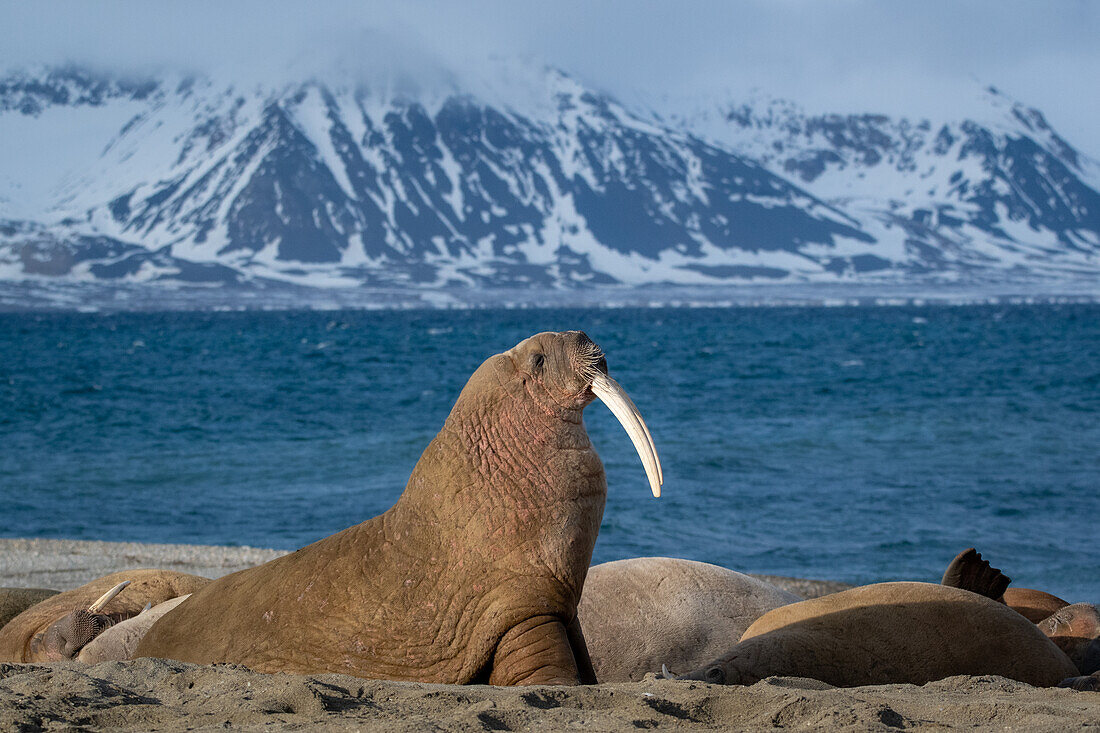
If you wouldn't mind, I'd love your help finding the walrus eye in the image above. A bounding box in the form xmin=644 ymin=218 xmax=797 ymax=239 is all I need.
xmin=529 ymin=353 xmax=545 ymax=372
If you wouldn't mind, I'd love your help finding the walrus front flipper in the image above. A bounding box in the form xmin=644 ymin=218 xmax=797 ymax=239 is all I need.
xmin=941 ymin=548 xmax=1010 ymax=600
xmin=488 ymin=616 xmax=584 ymax=685
xmin=1058 ymin=670 xmax=1100 ymax=692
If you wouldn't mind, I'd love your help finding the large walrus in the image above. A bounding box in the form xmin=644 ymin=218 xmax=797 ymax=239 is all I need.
xmin=0 ymin=570 xmax=209 ymax=662
xmin=676 ymin=582 xmax=1079 ymax=688
xmin=136 ymin=331 xmax=662 ymax=685
xmin=578 ymin=558 xmax=799 ymax=682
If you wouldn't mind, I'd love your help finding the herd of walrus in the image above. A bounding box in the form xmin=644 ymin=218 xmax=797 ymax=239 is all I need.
xmin=1 ymin=331 xmax=1097 ymax=693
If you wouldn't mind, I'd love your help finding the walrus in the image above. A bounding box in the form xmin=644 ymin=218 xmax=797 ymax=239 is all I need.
xmin=1061 ymin=670 xmax=1100 ymax=692
xmin=136 ymin=331 xmax=662 ymax=685
xmin=1037 ymin=603 xmax=1100 ymax=674
xmin=1004 ymin=588 xmax=1073 ymax=623
xmin=0 ymin=570 xmax=209 ymax=662
xmin=0 ymin=588 xmax=59 ymax=629
xmin=77 ymin=595 xmax=193 ymax=664
xmin=676 ymin=582 xmax=1079 ymax=688
xmin=578 ymin=557 xmax=799 ymax=682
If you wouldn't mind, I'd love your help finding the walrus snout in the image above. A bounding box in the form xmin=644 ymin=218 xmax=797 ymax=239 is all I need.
xmin=32 ymin=579 xmax=132 ymax=660
xmin=1038 ymin=602 xmax=1100 ymax=671
xmin=39 ymin=610 xmax=113 ymax=660
xmin=563 ymin=330 xmax=607 ymax=378
xmin=677 ymin=664 xmax=727 ymax=684
xmin=532 ymin=330 xmax=660 ymax=497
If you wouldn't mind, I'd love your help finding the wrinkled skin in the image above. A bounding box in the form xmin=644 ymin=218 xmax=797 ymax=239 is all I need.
xmin=578 ymin=558 xmax=799 ymax=682
xmin=679 ymin=582 xmax=1079 ymax=688
xmin=35 ymin=609 xmax=113 ymax=661
xmin=138 ymin=332 xmax=611 ymax=685
xmin=1037 ymin=603 xmax=1100 ymax=674
xmin=0 ymin=570 xmax=209 ymax=662
xmin=78 ymin=595 xmax=192 ymax=664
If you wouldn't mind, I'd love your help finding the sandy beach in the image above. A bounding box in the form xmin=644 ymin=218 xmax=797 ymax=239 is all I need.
xmin=1 ymin=539 xmax=1096 ymax=731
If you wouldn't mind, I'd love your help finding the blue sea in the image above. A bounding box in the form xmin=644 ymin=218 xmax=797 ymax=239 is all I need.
xmin=1 ymin=305 xmax=1097 ymax=601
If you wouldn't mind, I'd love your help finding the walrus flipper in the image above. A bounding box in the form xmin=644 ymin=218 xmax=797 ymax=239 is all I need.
xmin=488 ymin=616 xmax=584 ymax=685
xmin=1058 ymin=670 xmax=1100 ymax=692
xmin=941 ymin=548 xmax=1011 ymax=600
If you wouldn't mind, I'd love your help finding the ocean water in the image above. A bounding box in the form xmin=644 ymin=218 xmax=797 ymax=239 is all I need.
xmin=1 ymin=305 xmax=1097 ymax=601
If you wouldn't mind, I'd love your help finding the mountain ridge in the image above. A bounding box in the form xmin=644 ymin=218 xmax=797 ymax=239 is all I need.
xmin=1 ymin=64 xmax=1098 ymax=302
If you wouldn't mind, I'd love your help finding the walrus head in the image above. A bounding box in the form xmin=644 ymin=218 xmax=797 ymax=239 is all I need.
xmin=1038 ymin=603 xmax=1100 ymax=673
xmin=394 ymin=331 xmax=662 ymax=615
xmin=502 ymin=330 xmax=662 ymax=497
xmin=440 ymin=330 xmax=662 ymax=499
xmin=28 ymin=580 xmax=130 ymax=661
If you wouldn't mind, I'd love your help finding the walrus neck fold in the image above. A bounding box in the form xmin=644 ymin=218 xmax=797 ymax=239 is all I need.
xmin=388 ymin=387 xmax=605 ymax=601
xmin=401 ymin=392 xmax=603 ymax=514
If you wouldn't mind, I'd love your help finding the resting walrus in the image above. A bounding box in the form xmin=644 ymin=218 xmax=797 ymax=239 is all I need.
xmin=578 ymin=558 xmax=799 ymax=682
xmin=0 ymin=570 xmax=209 ymax=662
xmin=136 ymin=331 xmax=662 ymax=685
xmin=676 ymin=582 xmax=1078 ymax=688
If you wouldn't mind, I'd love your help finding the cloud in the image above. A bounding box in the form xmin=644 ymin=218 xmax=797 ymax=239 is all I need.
xmin=2 ymin=0 xmax=1098 ymax=156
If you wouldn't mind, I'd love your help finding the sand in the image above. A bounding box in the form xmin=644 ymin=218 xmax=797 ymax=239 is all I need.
xmin=2 ymin=661 xmax=1096 ymax=732
xmin=0 ymin=539 xmax=1096 ymax=731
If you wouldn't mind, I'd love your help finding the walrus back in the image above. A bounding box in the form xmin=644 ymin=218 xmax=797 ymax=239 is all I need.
xmin=135 ymin=519 xmax=386 ymax=671
xmin=736 ymin=582 xmax=1078 ymax=687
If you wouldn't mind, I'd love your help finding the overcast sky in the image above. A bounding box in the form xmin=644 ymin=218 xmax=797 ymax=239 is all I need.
xmin=4 ymin=0 xmax=1099 ymax=156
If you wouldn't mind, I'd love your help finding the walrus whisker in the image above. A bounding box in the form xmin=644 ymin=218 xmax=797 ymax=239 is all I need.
xmin=591 ymin=373 xmax=663 ymax=497
xmin=87 ymin=581 xmax=130 ymax=614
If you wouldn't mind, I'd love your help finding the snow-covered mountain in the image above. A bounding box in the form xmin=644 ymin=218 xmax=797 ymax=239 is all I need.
xmin=1 ymin=65 xmax=1098 ymax=302
xmin=669 ymin=88 xmax=1100 ymax=280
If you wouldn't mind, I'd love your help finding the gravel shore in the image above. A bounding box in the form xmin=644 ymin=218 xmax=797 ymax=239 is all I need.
xmin=0 ymin=538 xmax=852 ymax=598
xmin=0 ymin=538 xmax=288 ymax=590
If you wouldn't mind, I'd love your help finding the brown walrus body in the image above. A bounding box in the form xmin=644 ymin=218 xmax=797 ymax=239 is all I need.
xmin=1038 ymin=603 xmax=1100 ymax=674
xmin=1004 ymin=587 xmax=1072 ymax=624
xmin=579 ymin=558 xmax=799 ymax=682
xmin=0 ymin=588 xmax=58 ymax=630
xmin=680 ymin=582 xmax=1078 ymax=688
xmin=138 ymin=331 xmax=660 ymax=685
xmin=0 ymin=570 xmax=208 ymax=662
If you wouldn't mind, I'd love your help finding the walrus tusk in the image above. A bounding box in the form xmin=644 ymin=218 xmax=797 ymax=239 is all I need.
xmin=591 ymin=373 xmax=663 ymax=498
xmin=87 ymin=581 xmax=130 ymax=613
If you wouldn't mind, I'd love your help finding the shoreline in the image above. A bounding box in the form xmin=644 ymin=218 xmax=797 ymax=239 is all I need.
xmin=0 ymin=538 xmax=288 ymax=591
xmin=0 ymin=537 xmax=851 ymax=599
